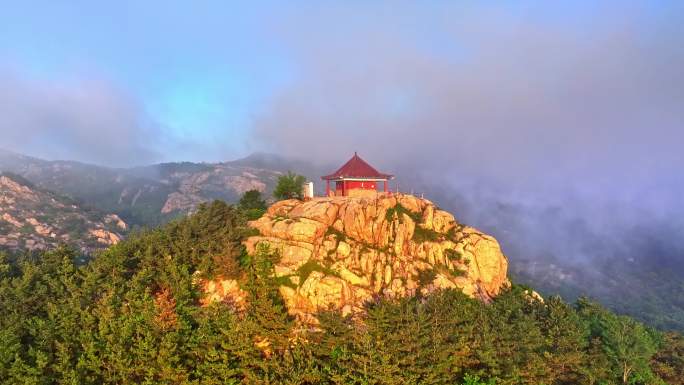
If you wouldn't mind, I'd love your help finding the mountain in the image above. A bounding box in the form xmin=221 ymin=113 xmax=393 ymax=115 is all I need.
xmin=0 ymin=149 xmax=314 ymax=227
xmin=1 ymin=149 xmax=683 ymax=333
xmin=0 ymin=148 xmax=174 ymax=226
xmin=203 ymin=194 xmax=510 ymax=323
xmin=2 ymin=199 xmax=681 ymax=384
xmin=0 ymin=172 xmax=126 ymax=254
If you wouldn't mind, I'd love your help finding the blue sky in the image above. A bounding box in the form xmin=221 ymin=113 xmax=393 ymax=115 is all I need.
xmin=0 ymin=0 xmax=682 ymax=183
xmin=0 ymin=2 xmax=293 ymax=162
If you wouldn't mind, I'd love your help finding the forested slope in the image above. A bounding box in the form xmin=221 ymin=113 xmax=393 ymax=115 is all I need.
xmin=0 ymin=201 xmax=682 ymax=384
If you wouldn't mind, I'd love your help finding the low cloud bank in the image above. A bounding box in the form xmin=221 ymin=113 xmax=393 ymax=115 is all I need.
xmin=0 ymin=70 xmax=162 ymax=167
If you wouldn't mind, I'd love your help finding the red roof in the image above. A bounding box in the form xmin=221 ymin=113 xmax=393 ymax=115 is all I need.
xmin=322 ymin=153 xmax=393 ymax=180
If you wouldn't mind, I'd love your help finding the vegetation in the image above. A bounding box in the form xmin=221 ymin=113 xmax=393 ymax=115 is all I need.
xmin=412 ymin=225 xmax=442 ymax=243
xmin=385 ymin=203 xmax=443 ymax=243
xmin=385 ymin=203 xmax=422 ymax=222
xmin=416 ymin=267 xmax=437 ymax=286
xmin=273 ymin=171 xmax=306 ymax=201
xmin=445 ymin=248 xmax=468 ymax=265
xmin=0 ymin=200 xmax=682 ymax=384
xmin=238 ymin=189 xmax=267 ymax=220
xmin=651 ymin=332 xmax=684 ymax=383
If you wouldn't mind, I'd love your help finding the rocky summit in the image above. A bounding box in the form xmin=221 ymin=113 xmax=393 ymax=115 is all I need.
xmin=223 ymin=193 xmax=510 ymax=323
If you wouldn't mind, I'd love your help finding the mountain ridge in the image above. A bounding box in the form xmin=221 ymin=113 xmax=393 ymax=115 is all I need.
xmin=0 ymin=150 xmax=316 ymax=227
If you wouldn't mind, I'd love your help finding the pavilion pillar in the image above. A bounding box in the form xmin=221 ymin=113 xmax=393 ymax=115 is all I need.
xmin=343 ymin=180 xmax=347 ymax=196
xmin=383 ymin=180 xmax=388 ymax=193
xmin=325 ymin=180 xmax=330 ymax=196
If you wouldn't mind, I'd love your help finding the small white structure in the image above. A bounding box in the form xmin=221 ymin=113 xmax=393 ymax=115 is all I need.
xmin=302 ymin=181 xmax=314 ymax=199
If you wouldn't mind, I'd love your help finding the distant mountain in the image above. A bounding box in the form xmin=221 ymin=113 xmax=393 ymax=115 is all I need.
xmin=0 ymin=172 xmax=126 ymax=254
xmin=0 ymin=149 xmax=323 ymax=227
xmin=468 ymin=199 xmax=684 ymax=331
xmin=0 ymin=148 xmax=173 ymax=226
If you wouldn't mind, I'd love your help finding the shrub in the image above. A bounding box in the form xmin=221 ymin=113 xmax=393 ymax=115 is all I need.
xmin=385 ymin=203 xmax=422 ymax=223
xmin=461 ymin=374 xmax=496 ymax=385
xmin=273 ymin=171 xmax=306 ymax=200
xmin=445 ymin=248 xmax=465 ymax=263
xmin=412 ymin=226 xmax=441 ymax=243
xmin=325 ymin=226 xmax=347 ymax=242
xmin=416 ymin=268 xmax=437 ymax=286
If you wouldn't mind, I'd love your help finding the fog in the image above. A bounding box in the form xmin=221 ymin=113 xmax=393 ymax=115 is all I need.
xmin=250 ymin=2 xmax=684 ymax=301
xmin=254 ymin=3 xmax=683 ymax=187
xmin=0 ymin=69 xmax=162 ymax=167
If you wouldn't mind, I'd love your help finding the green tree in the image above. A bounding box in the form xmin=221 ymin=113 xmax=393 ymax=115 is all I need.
xmin=273 ymin=171 xmax=306 ymax=201
xmin=240 ymin=243 xmax=297 ymax=383
xmin=239 ymin=189 xmax=267 ymax=211
xmin=536 ymin=295 xmax=589 ymax=384
xmin=310 ymin=309 xmax=356 ymax=384
xmin=340 ymin=296 xmax=438 ymax=385
xmin=578 ymin=298 xmax=660 ymax=384
xmin=3 ymin=194 xmax=682 ymax=385
xmin=651 ymin=332 xmax=684 ymax=385
xmin=239 ymin=189 xmax=268 ymax=220
xmin=461 ymin=373 xmax=497 ymax=385
xmin=191 ymin=304 xmax=251 ymax=385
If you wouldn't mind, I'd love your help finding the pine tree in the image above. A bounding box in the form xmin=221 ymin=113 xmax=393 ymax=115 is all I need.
xmin=474 ymin=287 xmax=547 ymax=385
xmin=423 ymin=289 xmax=482 ymax=383
xmin=577 ymin=297 xmax=660 ymax=384
xmin=651 ymin=332 xmax=684 ymax=385
xmin=239 ymin=189 xmax=268 ymax=220
xmin=241 ymin=243 xmax=296 ymax=383
xmin=190 ymin=304 xmax=248 ymax=384
xmin=536 ymin=296 xmax=588 ymax=384
xmin=273 ymin=172 xmax=306 ymax=201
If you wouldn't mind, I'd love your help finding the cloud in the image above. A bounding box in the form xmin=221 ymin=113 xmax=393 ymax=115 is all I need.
xmin=252 ymin=2 xmax=684 ymax=191
xmin=250 ymin=2 xmax=684 ymax=302
xmin=0 ymin=69 xmax=162 ymax=167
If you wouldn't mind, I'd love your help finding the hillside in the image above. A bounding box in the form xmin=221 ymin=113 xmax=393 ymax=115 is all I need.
xmin=0 ymin=173 xmax=126 ymax=254
xmin=1 ymin=200 xmax=682 ymax=385
xmin=0 ymin=149 xmax=301 ymax=226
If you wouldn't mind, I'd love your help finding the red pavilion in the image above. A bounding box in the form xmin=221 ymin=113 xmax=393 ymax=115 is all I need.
xmin=321 ymin=153 xmax=393 ymax=197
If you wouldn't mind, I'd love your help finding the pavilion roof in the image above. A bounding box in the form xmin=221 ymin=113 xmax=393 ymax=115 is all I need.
xmin=321 ymin=152 xmax=393 ymax=180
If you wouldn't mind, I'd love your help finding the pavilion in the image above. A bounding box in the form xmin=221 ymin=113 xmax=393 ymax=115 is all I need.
xmin=321 ymin=153 xmax=394 ymax=197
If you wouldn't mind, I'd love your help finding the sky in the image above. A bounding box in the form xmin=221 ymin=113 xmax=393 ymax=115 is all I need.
xmin=0 ymin=2 xmax=682 ymax=194
xmin=0 ymin=1 xmax=680 ymax=171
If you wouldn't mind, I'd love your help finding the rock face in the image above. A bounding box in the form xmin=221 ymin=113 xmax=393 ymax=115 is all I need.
xmin=0 ymin=174 xmax=126 ymax=254
xmin=159 ymin=168 xmax=274 ymax=214
xmin=243 ymin=194 xmax=509 ymax=322
xmin=199 ymin=276 xmax=248 ymax=312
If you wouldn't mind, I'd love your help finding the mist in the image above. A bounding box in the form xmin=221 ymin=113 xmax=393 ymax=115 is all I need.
xmin=0 ymin=69 xmax=163 ymax=167
xmin=250 ymin=2 xmax=684 ymax=306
